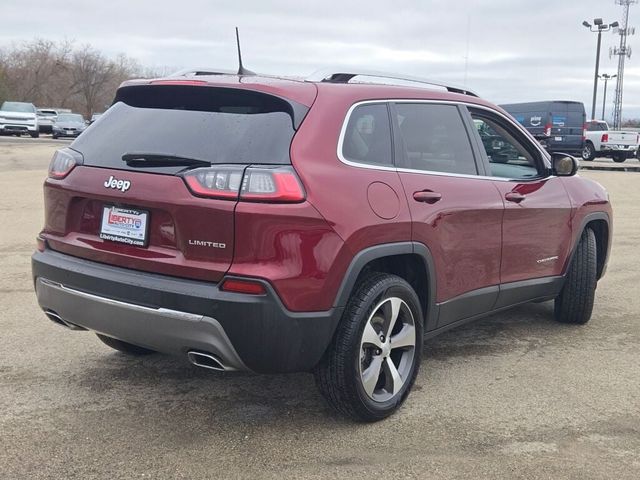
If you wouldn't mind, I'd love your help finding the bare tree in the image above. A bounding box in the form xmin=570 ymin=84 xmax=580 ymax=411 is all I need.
xmin=0 ymin=39 xmax=143 ymax=117
xmin=0 ymin=39 xmax=73 ymax=106
xmin=69 ymin=46 xmax=117 ymax=117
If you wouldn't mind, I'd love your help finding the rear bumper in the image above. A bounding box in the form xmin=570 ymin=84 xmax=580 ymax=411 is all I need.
xmin=52 ymin=130 xmax=81 ymax=137
xmin=543 ymin=145 xmax=583 ymax=155
xmin=32 ymin=249 xmax=343 ymax=373
xmin=600 ymin=145 xmax=638 ymax=154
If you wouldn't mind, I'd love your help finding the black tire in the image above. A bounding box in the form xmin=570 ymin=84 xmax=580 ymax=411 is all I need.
xmin=96 ymin=333 xmax=155 ymax=355
xmin=612 ymin=154 xmax=626 ymax=163
xmin=30 ymin=131 xmax=39 ymax=138
xmin=52 ymin=134 xmax=58 ymax=139
xmin=314 ymin=273 xmax=423 ymax=422
xmin=554 ymin=228 xmax=597 ymax=324
xmin=581 ymin=142 xmax=596 ymax=161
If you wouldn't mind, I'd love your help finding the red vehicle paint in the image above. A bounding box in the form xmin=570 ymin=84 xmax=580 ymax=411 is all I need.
xmin=32 ymin=69 xmax=613 ymax=421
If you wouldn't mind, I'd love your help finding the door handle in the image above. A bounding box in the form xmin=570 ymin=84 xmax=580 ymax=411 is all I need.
xmin=505 ymin=191 xmax=526 ymax=203
xmin=413 ymin=190 xmax=442 ymax=204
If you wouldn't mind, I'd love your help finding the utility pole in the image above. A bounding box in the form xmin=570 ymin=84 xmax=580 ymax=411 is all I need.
xmin=599 ymin=74 xmax=617 ymax=120
xmin=611 ymin=0 xmax=636 ymax=129
xmin=583 ymin=19 xmax=619 ymax=120
xmin=463 ymin=15 xmax=471 ymax=88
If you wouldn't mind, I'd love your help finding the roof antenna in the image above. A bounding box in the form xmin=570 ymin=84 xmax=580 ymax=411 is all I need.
xmin=235 ymin=27 xmax=255 ymax=76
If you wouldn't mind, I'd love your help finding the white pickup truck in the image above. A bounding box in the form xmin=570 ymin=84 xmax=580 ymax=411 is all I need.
xmin=582 ymin=120 xmax=639 ymax=162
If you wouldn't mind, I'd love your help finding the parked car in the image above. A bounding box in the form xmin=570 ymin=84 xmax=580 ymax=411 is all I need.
xmin=0 ymin=101 xmax=39 ymax=138
xmin=500 ymin=101 xmax=586 ymax=155
xmin=89 ymin=113 xmax=103 ymax=124
xmin=37 ymin=109 xmax=60 ymax=134
xmin=32 ymin=69 xmax=612 ymax=421
xmin=582 ymin=120 xmax=639 ymax=162
xmin=51 ymin=113 xmax=87 ymax=139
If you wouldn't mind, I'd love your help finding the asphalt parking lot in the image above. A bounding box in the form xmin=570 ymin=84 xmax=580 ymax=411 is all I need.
xmin=0 ymin=137 xmax=638 ymax=479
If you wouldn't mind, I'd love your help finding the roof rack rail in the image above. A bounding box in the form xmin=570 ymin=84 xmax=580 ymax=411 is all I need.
xmin=306 ymin=67 xmax=478 ymax=97
xmin=169 ymin=67 xmax=238 ymax=77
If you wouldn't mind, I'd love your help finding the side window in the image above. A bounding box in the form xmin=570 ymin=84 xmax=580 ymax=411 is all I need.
xmin=471 ymin=111 xmax=541 ymax=180
xmin=342 ymin=104 xmax=393 ymax=166
xmin=395 ymin=103 xmax=478 ymax=175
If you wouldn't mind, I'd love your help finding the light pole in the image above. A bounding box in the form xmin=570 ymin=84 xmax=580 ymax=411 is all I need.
xmin=599 ymin=73 xmax=617 ymax=121
xmin=583 ymin=19 xmax=619 ymax=120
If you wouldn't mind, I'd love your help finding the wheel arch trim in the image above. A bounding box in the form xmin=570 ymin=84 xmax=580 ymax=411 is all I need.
xmin=568 ymin=211 xmax=611 ymax=279
xmin=332 ymin=241 xmax=437 ymax=326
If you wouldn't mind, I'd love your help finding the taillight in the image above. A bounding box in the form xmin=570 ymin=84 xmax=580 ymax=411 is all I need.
xmin=150 ymin=80 xmax=208 ymax=86
xmin=601 ymin=133 xmax=609 ymax=143
xmin=544 ymin=123 xmax=552 ymax=137
xmin=220 ymin=278 xmax=266 ymax=295
xmin=582 ymin=123 xmax=587 ymax=141
xmin=240 ymin=166 xmax=305 ymax=202
xmin=182 ymin=165 xmax=305 ymax=203
xmin=183 ymin=166 xmax=244 ymax=199
xmin=48 ymin=148 xmax=81 ymax=179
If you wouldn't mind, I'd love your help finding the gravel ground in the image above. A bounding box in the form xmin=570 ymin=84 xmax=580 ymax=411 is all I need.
xmin=0 ymin=137 xmax=638 ymax=479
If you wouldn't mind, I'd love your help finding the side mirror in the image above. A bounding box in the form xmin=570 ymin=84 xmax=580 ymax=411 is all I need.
xmin=552 ymin=153 xmax=578 ymax=177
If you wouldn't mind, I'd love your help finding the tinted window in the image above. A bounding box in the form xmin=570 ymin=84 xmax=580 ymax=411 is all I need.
xmin=72 ymin=86 xmax=301 ymax=174
xmin=471 ymin=111 xmax=540 ymax=180
xmin=587 ymin=121 xmax=608 ymax=131
xmin=57 ymin=114 xmax=84 ymax=122
xmin=1 ymin=102 xmax=35 ymax=113
xmin=342 ymin=104 xmax=393 ymax=166
xmin=395 ymin=104 xmax=477 ymax=175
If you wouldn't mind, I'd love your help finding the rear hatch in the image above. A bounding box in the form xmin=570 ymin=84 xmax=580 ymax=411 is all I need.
xmin=548 ymin=103 xmax=586 ymax=151
xmin=42 ymin=82 xmax=312 ymax=282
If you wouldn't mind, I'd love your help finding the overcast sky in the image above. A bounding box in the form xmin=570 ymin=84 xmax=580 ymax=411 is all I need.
xmin=3 ymin=0 xmax=640 ymax=119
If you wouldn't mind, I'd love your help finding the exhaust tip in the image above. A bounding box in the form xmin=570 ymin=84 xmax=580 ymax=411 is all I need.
xmin=187 ymin=351 xmax=226 ymax=372
xmin=44 ymin=310 xmax=86 ymax=330
xmin=45 ymin=310 xmax=68 ymax=327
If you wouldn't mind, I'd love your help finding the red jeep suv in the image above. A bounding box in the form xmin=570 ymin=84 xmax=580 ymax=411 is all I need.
xmin=32 ymin=68 xmax=612 ymax=421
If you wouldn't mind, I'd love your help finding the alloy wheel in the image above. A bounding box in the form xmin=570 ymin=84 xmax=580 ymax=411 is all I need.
xmin=359 ymin=297 xmax=417 ymax=402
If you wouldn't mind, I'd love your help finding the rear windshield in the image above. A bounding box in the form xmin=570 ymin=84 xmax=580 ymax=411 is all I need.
xmin=57 ymin=114 xmax=84 ymax=122
xmin=1 ymin=102 xmax=35 ymax=113
xmin=72 ymin=85 xmax=305 ymax=174
xmin=587 ymin=122 xmax=608 ymax=131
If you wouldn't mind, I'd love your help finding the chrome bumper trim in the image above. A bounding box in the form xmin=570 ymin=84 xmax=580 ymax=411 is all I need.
xmin=35 ymin=278 xmax=248 ymax=371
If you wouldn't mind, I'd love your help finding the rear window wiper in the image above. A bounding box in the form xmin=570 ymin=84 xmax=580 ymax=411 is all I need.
xmin=122 ymin=153 xmax=211 ymax=168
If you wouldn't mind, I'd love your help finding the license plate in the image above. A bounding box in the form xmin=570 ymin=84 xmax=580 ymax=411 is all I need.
xmin=100 ymin=206 xmax=149 ymax=247
xmin=554 ymin=136 xmax=562 ymax=141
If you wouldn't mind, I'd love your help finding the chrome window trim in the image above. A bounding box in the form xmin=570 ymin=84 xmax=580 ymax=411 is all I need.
xmin=336 ymin=98 xmax=553 ymax=183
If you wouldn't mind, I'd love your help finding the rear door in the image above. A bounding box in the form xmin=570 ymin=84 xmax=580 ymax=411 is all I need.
xmin=549 ymin=102 xmax=585 ymax=153
xmin=392 ymin=102 xmax=504 ymax=329
xmin=44 ymin=84 xmax=308 ymax=282
xmin=467 ymin=106 xmax=572 ymax=306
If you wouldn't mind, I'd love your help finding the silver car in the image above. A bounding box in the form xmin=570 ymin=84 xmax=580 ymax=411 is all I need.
xmin=37 ymin=109 xmax=59 ymax=134
xmin=51 ymin=113 xmax=87 ymax=139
